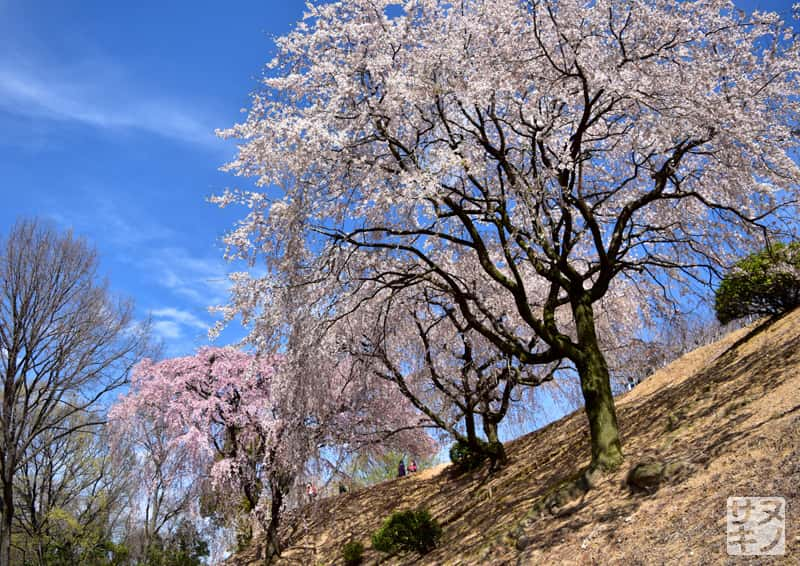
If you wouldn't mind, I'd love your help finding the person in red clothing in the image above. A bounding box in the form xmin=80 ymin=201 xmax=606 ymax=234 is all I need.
xmin=408 ymin=459 xmax=418 ymax=473
xmin=305 ymin=482 xmax=317 ymax=501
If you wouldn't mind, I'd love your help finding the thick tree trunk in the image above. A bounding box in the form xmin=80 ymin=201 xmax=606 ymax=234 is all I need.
xmin=464 ymin=410 xmax=478 ymax=447
xmin=0 ymin=473 xmax=12 ymax=566
xmin=573 ymin=297 xmax=624 ymax=471
xmin=483 ymin=420 xmax=507 ymax=470
xmin=263 ymin=484 xmax=284 ymax=563
xmin=143 ymin=490 xmax=160 ymax=561
xmin=243 ymin=479 xmax=259 ymax=513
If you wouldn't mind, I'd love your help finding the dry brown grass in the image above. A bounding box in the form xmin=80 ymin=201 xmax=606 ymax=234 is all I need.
xmin=229 ymin=308 xmax=800 ymax=565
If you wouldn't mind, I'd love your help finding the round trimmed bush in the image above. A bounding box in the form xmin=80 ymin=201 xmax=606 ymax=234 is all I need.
xmin=715 ymin=242 xmax=800 ymax=324
xmin=371 ymin=508 xmax=442 ymax=555
xmin=342 ymin=540 xmax=364 ymax=565
xmin=449 ymin=439 xmax=488 ymax=472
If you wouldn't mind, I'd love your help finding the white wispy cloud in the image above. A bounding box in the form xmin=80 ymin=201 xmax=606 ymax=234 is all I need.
xmin=0 ymin=55 xmax=221 ymax=148
xmin=46 ymin=196 xmax=232 ymax=309
xmin=46 ymin=203 xmax=234 ymax=351
xmin=151 ymin=319 xmax=184 ymax=341
xmin=151 ymin=307 xmax=209 ymax=332
xmin=142 ymin=247 xmax=231 ymax=307
xmin=149 ymin=306 xmax=213 ymax=351
xmin=48 ymin=198 xmax=175 ymax=248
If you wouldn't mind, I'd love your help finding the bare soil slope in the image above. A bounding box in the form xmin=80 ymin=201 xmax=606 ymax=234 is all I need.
xmin=231 ymin=309 xmax=800 ymax=565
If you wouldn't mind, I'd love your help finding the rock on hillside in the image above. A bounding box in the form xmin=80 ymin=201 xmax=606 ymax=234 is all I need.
xmin=230 ymin=309 xmax=800 ymax=565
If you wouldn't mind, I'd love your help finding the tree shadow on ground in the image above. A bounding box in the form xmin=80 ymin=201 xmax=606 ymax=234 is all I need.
xmin=235 ymin=310 xmax=800 ymax=565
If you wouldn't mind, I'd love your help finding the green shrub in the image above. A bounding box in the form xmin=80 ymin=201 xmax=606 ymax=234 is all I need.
xmin=371 ymin=508 xmax=442 ymax=555
xmin=342 ymin=540 xmax=364 ymax=565
xmin=715 ymin=242 xmax=800 ymax=324
xmin=449 ymin=439 xmax=488 ymax=471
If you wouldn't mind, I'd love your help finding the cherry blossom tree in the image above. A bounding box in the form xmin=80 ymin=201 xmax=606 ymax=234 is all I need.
xmin=215 ymin=0 xmax=799 ymax=473
xmin=110 ymin=345 xmax=432 ymax=560
xmin=338 ymin=260 xmax=653 ymax=469
xmin=110 ymin=348 xmax=285 ymax=559
xmin=342 ymin=285 xmax=547 ymax=470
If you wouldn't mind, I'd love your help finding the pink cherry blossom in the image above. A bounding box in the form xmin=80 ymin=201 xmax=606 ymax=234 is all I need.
xmin=214 ymin=0 xmax=800 ymax=470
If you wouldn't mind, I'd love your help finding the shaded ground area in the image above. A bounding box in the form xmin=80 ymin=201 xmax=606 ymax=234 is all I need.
xmin=230 ymin=308 xmax=800 ymax=565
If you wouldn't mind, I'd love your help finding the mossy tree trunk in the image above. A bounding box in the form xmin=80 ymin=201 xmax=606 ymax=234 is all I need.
xmin=572 ymin=295 xmax=624 ymax=471
xmin=464 ymin=409 xmax=479 ymax=449
xmin=483 ymin=418 xmax=507 ymax=470
xmin=263 ymin=483 xmax=284 ymax=563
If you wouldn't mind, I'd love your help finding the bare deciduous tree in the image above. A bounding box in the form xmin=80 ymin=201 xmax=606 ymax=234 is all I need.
xmin=13 ymin=410 xmax=135 ymax=566
xmin=0 ymin=219 xmax=149 ymax=566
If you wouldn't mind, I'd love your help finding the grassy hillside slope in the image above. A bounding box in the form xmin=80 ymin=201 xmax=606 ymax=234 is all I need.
xmin=231 ymin=309 xmax=800 ymax=565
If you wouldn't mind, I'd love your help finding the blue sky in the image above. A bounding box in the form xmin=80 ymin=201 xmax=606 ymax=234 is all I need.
xmin=0 ymin=0 xmax=795 ymax=357
xmin=0 ymin=1 xmax=309 ymax=354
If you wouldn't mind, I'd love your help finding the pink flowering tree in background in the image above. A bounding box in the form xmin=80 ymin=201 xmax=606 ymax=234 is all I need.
xmin=110 ymin=345 xmax=434 ymax=560
xmin=108 ymin=348 xmax=270 ymax=555
xmin=214 ymin=0 xmax=800 ymax=473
